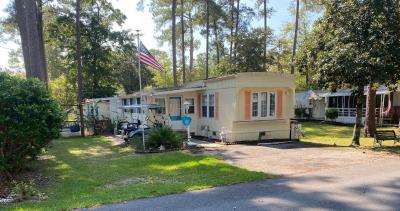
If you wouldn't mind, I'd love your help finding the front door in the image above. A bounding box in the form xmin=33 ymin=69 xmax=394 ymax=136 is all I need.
xmin=169 ymin=97 xmax=184 ymax=130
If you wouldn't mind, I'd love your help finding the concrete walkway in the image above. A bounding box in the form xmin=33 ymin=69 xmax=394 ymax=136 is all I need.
xmin=87 ymin=157 xmax=400 ymax=211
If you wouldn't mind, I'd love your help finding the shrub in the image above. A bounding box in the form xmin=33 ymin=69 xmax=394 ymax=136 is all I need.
xmin=10 ymin=180 xmax=38 ymax=200
xmin=0 ymin=73 xmax=64 ymax=178
xmin=133 ymin=127 xmax=183 ymax=151
xmin=294 ymin=107 xmax=307 ymax=118
xmin=325 ymin=108 xmax=339 ymax=121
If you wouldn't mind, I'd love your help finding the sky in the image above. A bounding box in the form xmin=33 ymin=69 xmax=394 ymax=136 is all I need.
xmin=0 ymin=0 xmax=295 ymax=70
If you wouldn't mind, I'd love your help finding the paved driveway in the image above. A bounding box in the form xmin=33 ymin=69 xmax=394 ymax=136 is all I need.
xmin=195 ymin=141 xmax=396 ymax=175
xmin=87 ymin=142 xmax=400 ymax=210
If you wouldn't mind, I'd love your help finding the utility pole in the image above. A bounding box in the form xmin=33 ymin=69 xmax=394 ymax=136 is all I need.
xmin=76 ymin=0 xmax=85 ymax=137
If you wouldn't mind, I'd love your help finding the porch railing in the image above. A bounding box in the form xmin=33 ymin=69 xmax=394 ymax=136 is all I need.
xmin=327 ymin=108 xmax=381 ymax=118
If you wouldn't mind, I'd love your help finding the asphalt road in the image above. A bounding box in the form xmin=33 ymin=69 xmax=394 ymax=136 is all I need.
xmin=87 ymin=157 xmax=400 ymax=211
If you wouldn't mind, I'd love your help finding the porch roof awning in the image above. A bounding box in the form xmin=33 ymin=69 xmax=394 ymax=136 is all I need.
xmin=118 ymin=104 xmax=160 ymax=109
xmin=319 ymin=88 xmax=391 ymax=97
xmin=319 ymin=91 xmax=351 ymax=97
xmin=150 ymin=87 xmax=206 ymax=96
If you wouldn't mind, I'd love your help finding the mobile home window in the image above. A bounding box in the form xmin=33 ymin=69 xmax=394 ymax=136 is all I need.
xmin=252 ymin=93 xmax=259 ymax=117
xmin=122 ymin=99 xmax=128 ymax=113
xmin=261 ymin=93 xmax=268 ymax=117
xmin=269 ymin=92 xmax=276 ymax=116
xmin=185 ymin=98 xmax=195 ymax=114
xmin=155 ymin=98 xmax=166 ymax=114
xmin=251 ymin=91 xmax=276 ymax=119
xmin=129 ymin=98 xmax=134 ymax=113
xmin=202 ymin=95 xmax=208 ymax=117
xmin=209 ymin=94 xmax=215 ymax=118
xmin=202 ymin=94 xmax=215 ymax=118
xmin=136 ymin=97 xmax=141 ymax=113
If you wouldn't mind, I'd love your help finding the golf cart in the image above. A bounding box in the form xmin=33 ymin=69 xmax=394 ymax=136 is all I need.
xmin=118 ymin=104 xmax=164 ymax=142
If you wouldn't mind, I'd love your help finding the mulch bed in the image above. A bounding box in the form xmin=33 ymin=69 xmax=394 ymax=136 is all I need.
xmin=0 ymin=168 xmax=50 ymax=203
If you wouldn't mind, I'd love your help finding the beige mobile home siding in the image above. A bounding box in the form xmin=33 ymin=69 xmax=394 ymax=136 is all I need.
xmin=230 ymin=72 xmax=295 ymax=141
xmin=197 ymin=78 xmax=237 ymax=138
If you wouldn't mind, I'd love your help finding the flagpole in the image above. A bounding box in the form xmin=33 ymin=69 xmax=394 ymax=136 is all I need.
xmin=136 ymin=30 xmax=145 ymax=150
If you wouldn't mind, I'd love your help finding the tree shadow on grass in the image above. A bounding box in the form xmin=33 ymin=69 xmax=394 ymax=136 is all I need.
xmin=2 ymin=136 xmax=270 ymax=211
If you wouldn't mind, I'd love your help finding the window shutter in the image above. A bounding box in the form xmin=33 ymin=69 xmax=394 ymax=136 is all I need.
xmin=215 ymin=92 xmax=219 ymax=120
xmin=277 ymin=90 xmax=283 ymax=118
xmin=244 ymin=90 xmax=251 ymax=120
xmin=197 ymin=93 xmax=201 ymax=118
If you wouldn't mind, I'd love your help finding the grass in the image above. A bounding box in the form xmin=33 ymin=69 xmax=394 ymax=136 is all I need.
xmin=1 ymin=136 xmax=270 ymax=211
xmin=300 ymin=121 xmax=400 ymax=153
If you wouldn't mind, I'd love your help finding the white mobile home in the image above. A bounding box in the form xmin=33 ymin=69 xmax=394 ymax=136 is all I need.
xmin=296 ymin=86 xmax=400 ymax=125
xmin=84 ymin=72 xmax=295 ymax=142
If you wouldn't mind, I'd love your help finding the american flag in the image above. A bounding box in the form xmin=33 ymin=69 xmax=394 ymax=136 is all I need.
xmin=139 ymin=41 xmax=164 ymax=71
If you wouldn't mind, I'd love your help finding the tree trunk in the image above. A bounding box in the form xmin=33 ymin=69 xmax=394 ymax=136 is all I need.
xmin=233 ymin=0 xmax=240 ymax=57
xmin=188 ymin=11 xmax=194 ymax=81
xmin=352 ymin=87 xmax=364 ymax=146
xmin=229 ymin=0 xmax=234 ymax=59
xmin=36 ymin=0 xmax=48 ymax=86
xmin=76 ymin=0 xmax=85 ymax=137
xmin=15 ymin=0 xmax=47 ymax=85
xmin=180 ymin=0 xmax=186 ymax=84
xmin=213 ymin=18 xmax=220 ymax=65
xmin=205 ymin=0 xmax=210 ymax=79
xmin=290 ymin=0 xmax=300 ymax=75
xmin=172 ymin=0 xmax=178 ymax=87
xmin=364 ymin=83 xmax=377 ymax=137
xmin=263 ymin=0 xmax=267 ymax=71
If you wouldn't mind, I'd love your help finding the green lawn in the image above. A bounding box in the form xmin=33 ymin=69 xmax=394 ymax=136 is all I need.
xmin=2 ymin=136 xmax=270 ymax=211
xmin=301 ymin=121 xmax=400 ymax=153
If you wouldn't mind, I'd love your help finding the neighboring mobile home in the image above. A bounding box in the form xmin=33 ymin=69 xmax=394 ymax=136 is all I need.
xmin=296 ymin=86 xmax=400 ymax=125
xmin=84 ymin=72 xmax=295 ymax=142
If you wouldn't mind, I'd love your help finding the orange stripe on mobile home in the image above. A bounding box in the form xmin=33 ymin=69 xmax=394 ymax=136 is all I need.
xmin=277 ymin=90 xmax=283 ymax=118
xmin=244 ymin=90 xmax=251 ymax=120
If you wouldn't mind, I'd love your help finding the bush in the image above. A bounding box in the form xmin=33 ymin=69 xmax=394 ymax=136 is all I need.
xmin=133 ymin=127 xmax=183 ymax=151
xmin=0 ymin=73 xmax=64 ymax=178
xmin=295 ymin=107 xmax=307 ymax=118
xmin=325 ymin=108 xmax=339 ymax=121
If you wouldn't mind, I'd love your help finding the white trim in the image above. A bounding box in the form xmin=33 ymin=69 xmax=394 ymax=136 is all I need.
xmin=201 ymin=93 xmax=215 ymax=119
xmin=251 ymin=91 xmax=277 ymax=120
xmin=151 ymin=87 xmax=205 ymax=96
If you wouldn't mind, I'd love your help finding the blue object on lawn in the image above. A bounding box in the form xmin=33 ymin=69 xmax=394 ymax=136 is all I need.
xmin=181 ymin=116 xmax=192 ymax=127
xmin=70 ymin=124 xmax=80 ymax=132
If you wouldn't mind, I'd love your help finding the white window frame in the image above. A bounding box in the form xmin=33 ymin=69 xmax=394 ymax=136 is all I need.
xmin=251 ymin=91 xmax=277 ymax=120
xmin=202 ymin=93 xmax=215 ymax=118
xmin=185 ymin=98 xmax=195 ymax=114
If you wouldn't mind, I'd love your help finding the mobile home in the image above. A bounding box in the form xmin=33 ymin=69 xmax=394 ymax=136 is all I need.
xmin=84 ymin=72 xmax=295 ymax=142
xmin=296 ymin=86 xmax=400 ymax=125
